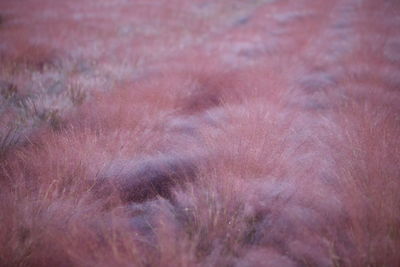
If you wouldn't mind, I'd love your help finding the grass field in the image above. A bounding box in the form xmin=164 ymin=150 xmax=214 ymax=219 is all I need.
xmin=0 ymin=0 xmax=400 ymax=266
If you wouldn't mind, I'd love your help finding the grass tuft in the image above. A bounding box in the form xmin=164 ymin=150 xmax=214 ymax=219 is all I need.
xmin=0 ymin=126 xmax=21 ymax=159
xmin=68 ymin=82 xmax=86 ymax=106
